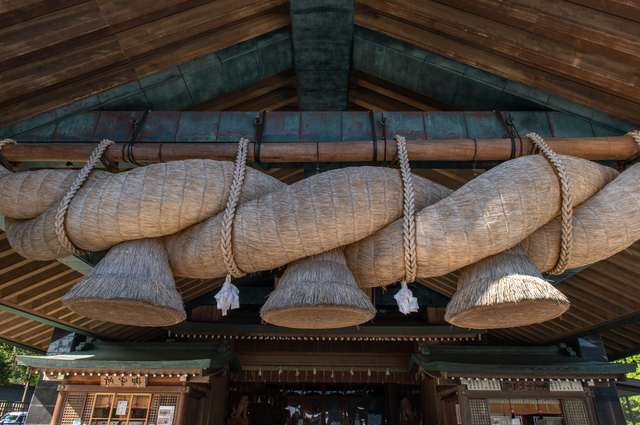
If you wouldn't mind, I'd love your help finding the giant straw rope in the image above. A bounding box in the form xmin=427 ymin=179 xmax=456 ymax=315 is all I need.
xmin=0 ymin=136 xmax=636 ymax=298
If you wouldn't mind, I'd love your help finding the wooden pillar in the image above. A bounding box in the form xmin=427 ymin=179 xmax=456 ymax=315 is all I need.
xmin=388 ymin=383 xmax=399 ymax=425
xmin=420 ymin=377 xmax=440 ymax=425
xmin=207 ymin=375 xmax=229 ymax=425
xmin=49 ymin=392 xmax=67 ymax=425
xmin=175 ymin=390 xmax=190 ymax=425
xmin=458 ymin=388 xmax=470 ymax=425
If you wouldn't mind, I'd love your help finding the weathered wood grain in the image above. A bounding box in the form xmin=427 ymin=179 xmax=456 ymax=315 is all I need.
xmin=356 ymin=12 xmax=640 ymax=124
xmin=0 ymin=1 xmax=111 ymax=71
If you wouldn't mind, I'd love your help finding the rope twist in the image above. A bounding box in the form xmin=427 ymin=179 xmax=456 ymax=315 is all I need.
xmin=55 ymin=139 xmax=115 ymax=256
xmin=0 ymin=139 xmax=17 ymax=173
xmin=525 ymin=133 xmax=573 ymax=275
xmin=626 ymin=130 xmax=640 ymax=148
xmin=395 ymin=135 xmax=417 ymax=283
xmin=220 ymin=138 xmax=249 ymax=279
xmin=0 ymin=139 xmax=16 ymax=150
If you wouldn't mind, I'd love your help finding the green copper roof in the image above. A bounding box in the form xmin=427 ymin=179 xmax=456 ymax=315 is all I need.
xmin=408 ymin=343 xmax=635 ymax=377
xmin=17 ymin=341 xmax=241 ymax=374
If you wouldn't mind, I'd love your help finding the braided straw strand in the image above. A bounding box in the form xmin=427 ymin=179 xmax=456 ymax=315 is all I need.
xmin=0 ymin=139 xmax=17 ymax=173
xmin=525 ymin=133 xmax=573 ymax=275
xmin=395 ymin=135 xmax=417 ymax=283
xmin=55 ymin=139 xmax=115 ymax=256
xmin=220 ymin=138 xmax=249 ymax=278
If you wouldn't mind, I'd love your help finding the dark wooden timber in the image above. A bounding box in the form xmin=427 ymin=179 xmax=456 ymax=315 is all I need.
xmin=2 ymin=136 xmax=638 ymax=163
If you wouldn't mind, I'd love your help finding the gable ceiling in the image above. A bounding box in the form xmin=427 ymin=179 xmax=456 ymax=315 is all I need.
xmin=1 ymin=0 xmax=640 ymax=357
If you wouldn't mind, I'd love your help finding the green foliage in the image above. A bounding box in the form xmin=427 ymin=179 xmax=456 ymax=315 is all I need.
xmin=615 ymin=354 xmax=640 ymax=380
xmin=0 ymin=343 xmax=40 ymax=387
xmin=621 ymin=396 xmax=640 ymax=425
xmin=616 ymin=355 xmax=640 ymax=424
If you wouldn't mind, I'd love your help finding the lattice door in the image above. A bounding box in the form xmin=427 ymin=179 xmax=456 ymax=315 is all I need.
xmin=81 ymin=395 xmax=95 ymax=424
xmin=60 ymin=394 xmax=86 ymax=425
xmin=147 ymin=395 xmax=179 ymax=424
xmin=564 ymin=400 xmax=589 ymax=425
xmin=469 ymin=399 xmax=491 ymax=425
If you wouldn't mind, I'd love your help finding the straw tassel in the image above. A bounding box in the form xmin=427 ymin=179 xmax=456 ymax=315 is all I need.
xmin=62 ymin=238 xmax=186 ymax=327
xmin=445 ymin=245 xmax=570 ymax=329
xmin=260 ymin=248 xmax=376 ymax=329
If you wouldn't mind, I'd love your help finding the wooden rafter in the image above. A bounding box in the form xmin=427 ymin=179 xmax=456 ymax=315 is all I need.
xmin=354 ymin=9 xmax=640 ymax=124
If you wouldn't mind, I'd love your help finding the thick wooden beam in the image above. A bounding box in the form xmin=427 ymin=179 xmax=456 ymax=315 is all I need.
xmin=2 ymin=136 xmax=638 ymax=163
xmin=168 ymin=322 xmax=483 ymax=338
xmin=237 ymin=351 xmax=412 ymax=368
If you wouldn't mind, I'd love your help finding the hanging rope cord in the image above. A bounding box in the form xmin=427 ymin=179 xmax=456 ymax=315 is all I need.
xmin=0 ymin=139 xmax=17 ymax=173
xmin=395 ymin=135 xmax=417 ymax=284
xmin=525 ymin=133 xmax=573 ymax=275
xmin=220 ymin=137 xmax=249 ymax=279
xmin=55 ymin=139 xmax=115 ymax=256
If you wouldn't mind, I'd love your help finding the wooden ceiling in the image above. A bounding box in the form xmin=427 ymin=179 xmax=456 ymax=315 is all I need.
xmin=2 ymin=0 xmax=640 ymax=358
xmin=0 ymin=230 xmax=227 ymax=352
xmin=1 ymin=0 xmax=640 ymax=126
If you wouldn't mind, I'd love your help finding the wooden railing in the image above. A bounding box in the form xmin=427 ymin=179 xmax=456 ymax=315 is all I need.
xmin=0 ymin=401 xmax=29 ymax=416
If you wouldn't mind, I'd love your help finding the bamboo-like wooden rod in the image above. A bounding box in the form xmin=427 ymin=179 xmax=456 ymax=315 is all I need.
xmin=2 ymin=137 xmax=637 ymax=163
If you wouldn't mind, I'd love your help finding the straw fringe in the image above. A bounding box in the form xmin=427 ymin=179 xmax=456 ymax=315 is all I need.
xmin=61 ymin=238 xmax=185 ymax=326
xmin=260 ymin=248 xmax=376 ymax=329
xmin=445 ymin=245 xmax=569 ymax=328
xmin=263 ymin=279 xmax=375 ymax=310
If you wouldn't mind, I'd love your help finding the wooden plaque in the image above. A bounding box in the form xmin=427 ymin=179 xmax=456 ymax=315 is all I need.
xmin=100 ymin=375 xmax=148 ymax=388
xmin=503 ymin=381 xmax=549 ymax=392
